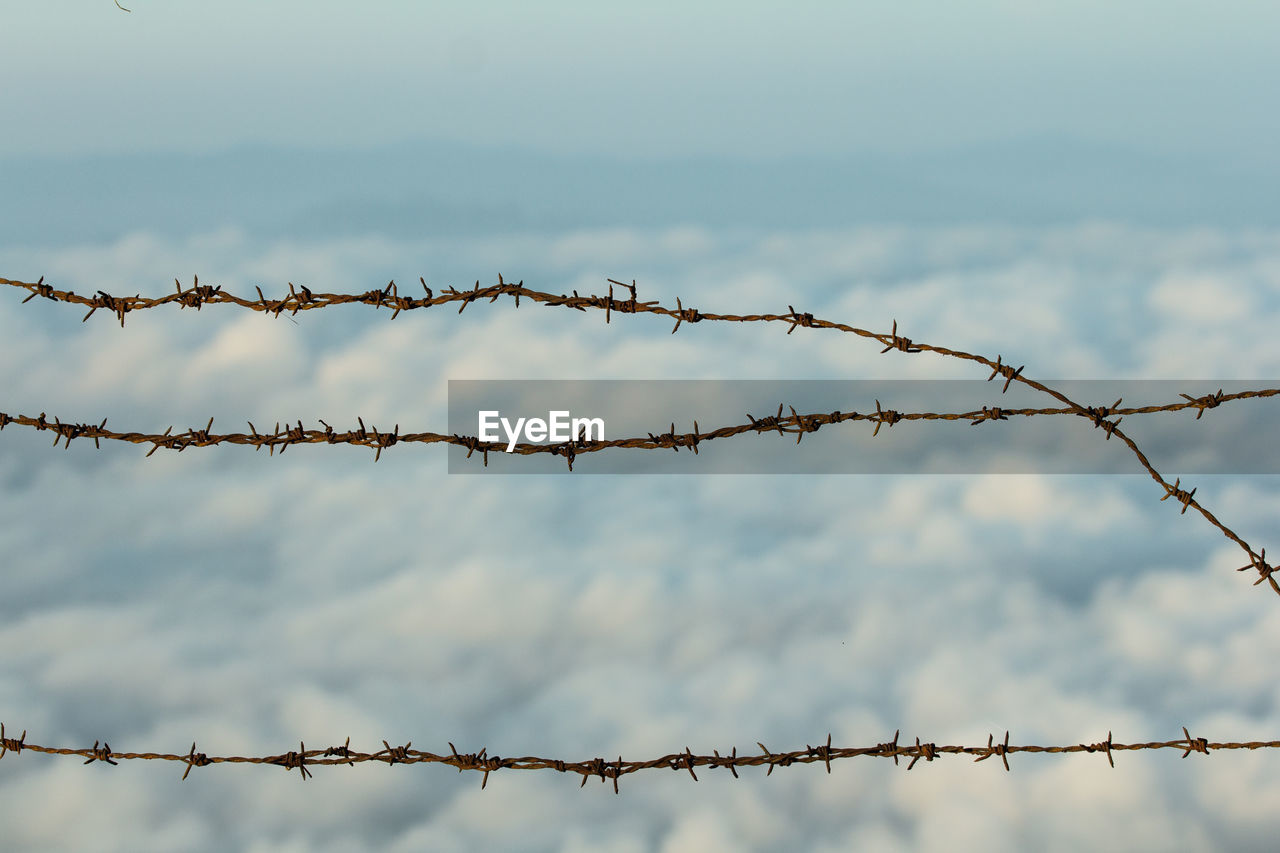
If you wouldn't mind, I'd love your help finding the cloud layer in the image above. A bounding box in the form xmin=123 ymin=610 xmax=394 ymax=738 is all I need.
xmin=2 ymin=223 xmax=1280 ymax=851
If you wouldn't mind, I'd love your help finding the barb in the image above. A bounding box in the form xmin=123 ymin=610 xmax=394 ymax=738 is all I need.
xmin=0 ymin=724 xmax=1269 ymax=788
xmin=4 ymin=273 xmax=1278 ymax=596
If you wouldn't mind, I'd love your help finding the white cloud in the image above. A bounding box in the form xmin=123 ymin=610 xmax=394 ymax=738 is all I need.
xmin=1149 ymin=271 xmax=1254 ymax=324
xmin=2 ymin=223 xmax=1280 ymax=851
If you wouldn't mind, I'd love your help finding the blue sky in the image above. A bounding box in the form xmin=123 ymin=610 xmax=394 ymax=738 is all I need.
xmin=7 ymin=2 xmax=1280 ymax=245
xmin=4 ymin=1 xmax=1279 ymax=161
xmin=3 ymin=4 xmax=1280 ymax=852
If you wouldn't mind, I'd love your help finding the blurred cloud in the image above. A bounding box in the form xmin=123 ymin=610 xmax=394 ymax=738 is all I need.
xmin=2 ymin=222 xmax=1280 ymax=851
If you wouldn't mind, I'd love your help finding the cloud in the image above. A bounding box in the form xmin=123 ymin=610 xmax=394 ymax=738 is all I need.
xmin=2 ymin=223 xmax=1280 ymax=851
xmin=1149 ymin=272 xmax=1254 ymax=324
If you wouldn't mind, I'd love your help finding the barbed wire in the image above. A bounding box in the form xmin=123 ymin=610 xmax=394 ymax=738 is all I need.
xmin=0 ymin=386 xmax=1271 ymax=464
xmin=1 ymin=722 xmax=1273 ymax=788
xmin=3 ymin=273 xmax=1277 ymax=597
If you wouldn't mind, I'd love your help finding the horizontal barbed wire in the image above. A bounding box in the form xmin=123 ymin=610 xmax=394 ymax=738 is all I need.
xmin=1 ymin=387 xmax=1272 ymax=464
xmin=1 ymin=722 xmax=1272 ymax=789
xmin=3 ymin=273 xmax=1276 ymax=597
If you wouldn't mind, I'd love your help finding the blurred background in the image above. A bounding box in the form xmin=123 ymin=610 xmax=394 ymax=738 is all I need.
xmin=2 ymin=2 xmax=1280 ymax=850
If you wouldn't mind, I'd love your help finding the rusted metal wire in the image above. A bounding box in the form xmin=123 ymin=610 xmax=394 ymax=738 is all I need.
xmin=3 ymin=272 xmax=1280 ymax=793
xmin=3 ymin=273 xmax=1277 ymax=597
xmin=0 ymin=722 xmax=1270 ymax=789
xmin=0 ymin=389 xmax=1271 ymax=463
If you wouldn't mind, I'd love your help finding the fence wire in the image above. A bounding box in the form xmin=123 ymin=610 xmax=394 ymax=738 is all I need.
xmin=2 ymin=390 xmax=1276 ymax=464
xmin=3 ymin=272 xmax=1279 ymax=786
xmin=3 ymin=274 xmax=1276 ymax=598
xmin=2 ymin=723 xmax=1274 ymax=789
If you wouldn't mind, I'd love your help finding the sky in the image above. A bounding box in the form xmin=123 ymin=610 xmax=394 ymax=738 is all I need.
xmin=4 ymin=1 xmax=1280 ymax=162
xmin=3 ymin=3 xmax=1280 ymax=852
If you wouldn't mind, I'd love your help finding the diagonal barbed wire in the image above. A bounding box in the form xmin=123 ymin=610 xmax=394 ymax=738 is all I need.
xmin=3 ymin=273 xmax=1277 ymax=597
xmin=2 ymin=722 xmax=1274 ymax=789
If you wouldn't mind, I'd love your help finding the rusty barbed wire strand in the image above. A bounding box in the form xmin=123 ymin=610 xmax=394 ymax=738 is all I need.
xmin=3 ymin=274 xmax=1277 ymax=596
xmin=1 ymin=722 xmax=1272 ymax=788
xmin=0 ymin=387 xmax=1271 ymax=463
